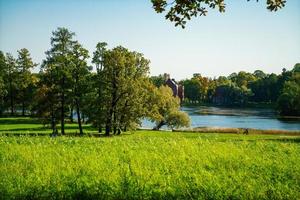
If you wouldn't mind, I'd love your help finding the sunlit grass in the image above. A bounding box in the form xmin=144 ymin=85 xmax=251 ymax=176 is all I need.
xmin=0 ymin=117 xmax=300 ymax=199
xmin=0 ymin=131 xmax=299 ymax=199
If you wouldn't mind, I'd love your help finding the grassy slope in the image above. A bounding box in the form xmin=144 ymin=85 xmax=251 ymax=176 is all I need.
xmin=0 ymin=118 xmax=300 ymax=199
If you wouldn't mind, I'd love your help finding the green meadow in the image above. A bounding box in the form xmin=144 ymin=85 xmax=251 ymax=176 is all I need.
xmin=0 ymin=118 xmax=300 ymax=199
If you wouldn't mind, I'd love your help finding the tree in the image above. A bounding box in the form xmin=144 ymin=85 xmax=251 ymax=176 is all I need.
xmin=0 ymin=51 xmax=7 ymax=116
xmin=182 ymin=78 xmax=201 ymax=103
xmin=194 ymin=74 xmax=209 ymax=102
xmin=292 ymin=63 xmax=300 ymax=73
xmin=150 ymin=74 xmax=166 ymax=88
xmin=152 ymin=0 xmax=287 ymax=28
xmin=16 ymin=48 xmax=37 ymax=116
xmin=91 ymin=42 xmax=108 ymax=132
xmin=166 ymin=110 xmax=190 ymax=130
xmin=147 ymin=85 xmax=190 ymax=130
xmin=277 ymin=81 xmax=300 ymax=116
xmin=249 ymin=73 xmax=279 ymax=102
xmin=90 ymin=46 xmax=151 ymax=136
xmin=34 ymin=79 xmax=60 ymax=135
xmin=277 ymin=67 xmax=300 ymax=116
xmin=44 ymin=27 xmax=75 ymax=135
xmin=70 ymin=42 xmax=91 ymax=136
xmin=253 ymin=70 xmax=267 ymax=79
xmin=4 ymin=53 xmax=18 ymax=115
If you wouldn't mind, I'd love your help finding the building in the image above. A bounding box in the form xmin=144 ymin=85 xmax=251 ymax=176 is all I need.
xmin=164 ymin=73 xmax=184 ymax=103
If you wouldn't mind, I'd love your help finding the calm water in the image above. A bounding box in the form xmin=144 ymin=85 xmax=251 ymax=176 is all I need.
xmin=142 ymin=106 xmax=300 ymax=131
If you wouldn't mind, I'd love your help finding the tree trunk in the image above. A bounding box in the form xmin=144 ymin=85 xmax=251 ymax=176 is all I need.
xmin=97 ymin=81 xmax=102 ymax=133
xmin=61 ymin=76 xmax=65 ymax=135
xmin=75 ymin=98 xmax=83 ymax=136
xmin=22 ymin=101 xmax=25 ymax=116
xmin=112 ymin=109 xmax=117 ymax=135
xmin=105 ymin=75 xmax=117 ymax=136
xmin=113 ymin=126 xmax=117 ymax=135
xmin=105 ymin=104 xmax=114 ymax=136
xmin=22 ymin=90 xmax=25 ymax=116
xmin=0 ymin=98 xmax=3 ymax=116
xmin=105 ymin=123 xmax=110 ymax=136
xmin=153 ymin=121 xmax=166 ymax=130
xmin=51 ymin=106 xmax=57 ymax=136
xmin=117 ymin=128 xmax=121 ymax=135
xmin=70 ymin=105 xmax=73 ymax=123
xmin=9 ymin=81 xmax=14 ymax=115
xmin=22 ymin=89 xmax=25 ymax=116
xmin=82 ymin=113 xmax=85 ymax=123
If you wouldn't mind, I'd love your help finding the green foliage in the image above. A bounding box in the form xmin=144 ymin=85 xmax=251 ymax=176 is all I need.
xmin=0 ymin=131 xmax=299 ymax=199
xmin=182 ymin=74 xmax=210 ymax=103
xmin=277 ymin=77 xmax=300 ymax=116
xmin=147 ymin=85 xmax=190 ymax=130
xmin=0 ymin=51 xmax=7 ymax=115
xmin=88 ymin=42 xmax=108 ymax=131
xmin=166 ymin=110 xmax=190 ymax=130
xmin=89 ymin=45 xmax=151 ymax=135
xmin=16 ymin=48 xmax=37 ymax=116
xmin=36 ymin=27 xmax=76 ymax=134
xmin=152 ymin=0 xmax=287 ymax=28
xmin=181 ymin=66 xmax=299 ymax=114
xmin=277 ymin=64 xmax=300 ymax=116
xmin=70 ymin=42 xmax=91 ymax=135
xmin=150 ymin=74 xmax=165 ymax=88
xmin=3 ymin=53 xmax=18 ymax=115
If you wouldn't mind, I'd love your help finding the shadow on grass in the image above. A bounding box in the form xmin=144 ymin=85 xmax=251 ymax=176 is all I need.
xmin=0 ymin=118 xmax=41 ymax=124
xmin=261 ymin=137 xmax=300 ymax=143
xmin=219 ymin=137 xmax=300 ymax=144
xmin=64 ymin=125 xmax=96 ymax=131
xmin=0 ymin=127 xmax=49 ymax=132
xmin=0 ymin=132 xmax=133 ymax=137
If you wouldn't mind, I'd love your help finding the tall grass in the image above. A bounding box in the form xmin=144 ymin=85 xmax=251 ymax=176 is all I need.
xmin=0 ymin=131 xmax=299 ymax=199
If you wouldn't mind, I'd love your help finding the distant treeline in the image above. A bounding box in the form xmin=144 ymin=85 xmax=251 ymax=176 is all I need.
xmin=0 ymin=28 xmax=190 ymax=136
xmin=151 ymin=65 xmax=300 ymax=116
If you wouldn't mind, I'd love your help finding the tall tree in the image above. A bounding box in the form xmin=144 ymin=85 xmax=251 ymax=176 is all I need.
xmin=91 ymin=42 xmax=108 ymax=132
xmin=16 ymin=48 xmax=37 ymax=116
xmin=70 ymin=42 xmax=90 ymax=136
xmin=0 ymin=51 xmax=7 ymax=116
xmin=4 ymin=53 xmax=18 ymax=115
xmin=44 ymin=27 xmax=75 ymax=135
xmin=99 ymin=46 xmax=150 ymax=136
xmin=35 ymin=60 xmax=61 ymax=135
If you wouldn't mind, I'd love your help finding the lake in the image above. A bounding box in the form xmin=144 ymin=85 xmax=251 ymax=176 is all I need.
xmin=142 ymin=106 xmax=300 ymax=131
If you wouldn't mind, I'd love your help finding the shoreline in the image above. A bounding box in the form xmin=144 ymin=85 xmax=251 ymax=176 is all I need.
xmin=172 ymin=127 xmax=300 ymax=136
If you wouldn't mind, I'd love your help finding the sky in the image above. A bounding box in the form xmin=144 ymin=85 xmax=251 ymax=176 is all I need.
xmin=0 ymin=0 xmax=299 ymax=80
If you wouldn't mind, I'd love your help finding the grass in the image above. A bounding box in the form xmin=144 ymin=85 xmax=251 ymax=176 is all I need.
xmin=0 ymin=117 xmax=300 ymax=199
xmin=177 ymin=127 xmax=300 ymax=136
xmin=0 ymin=117 xmax=98 ymax=135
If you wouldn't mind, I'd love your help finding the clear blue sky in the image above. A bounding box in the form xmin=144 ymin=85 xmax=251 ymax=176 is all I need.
xmin=0 ymin=0 xmax=299 ymax=80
